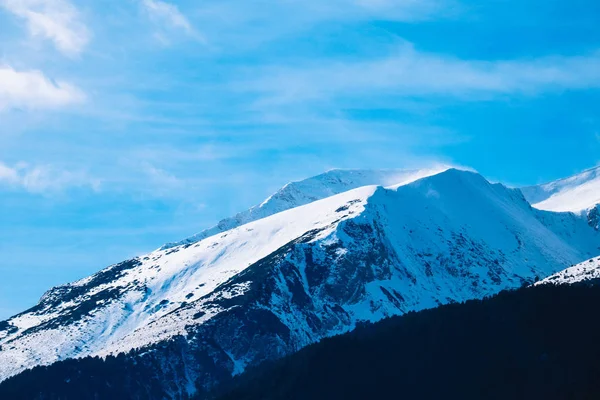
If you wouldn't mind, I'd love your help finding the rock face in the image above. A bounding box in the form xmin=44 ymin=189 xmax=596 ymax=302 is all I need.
xmin=588 ymin=205 xmax=600 ymax=230
xmin=1 ymin=169 xmax=599 ymax=399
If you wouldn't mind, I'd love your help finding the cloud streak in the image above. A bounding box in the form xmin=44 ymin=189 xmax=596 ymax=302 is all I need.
xmin=0 ymin=162 xmax=100 ymax=194
xmin=141 ymin=0 xmax=204 ymax=43
xmin=0 ymin=66 xmax=85 ymax=111
xmin=181 ymin=0 xmax=453 ymax=51
xmin=0 ymin=0 xmax=89 ymax=56
xmin=243 ymin=43 xmax=600 ymax=105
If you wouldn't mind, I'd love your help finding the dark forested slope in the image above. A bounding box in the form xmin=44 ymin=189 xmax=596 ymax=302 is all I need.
xmin=214 ymin=282 xmax=600 ymax=400
xmin=3 ymin=282 xmax=600 ymax=400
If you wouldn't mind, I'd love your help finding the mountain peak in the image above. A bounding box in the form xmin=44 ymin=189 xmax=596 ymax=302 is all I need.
xmin=161 ymin=166 xmax=451 ymax=249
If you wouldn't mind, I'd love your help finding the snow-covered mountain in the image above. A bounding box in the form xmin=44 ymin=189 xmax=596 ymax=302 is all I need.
xmin=537 ymin=256 xmax=600 ymax=286
xmin=1 ymin=168 xmax=598 ymax=398
xmin=161 ymin=167 xmax=450 ymax=249
xmin=521 ymin=165 xmax=600 ymax=213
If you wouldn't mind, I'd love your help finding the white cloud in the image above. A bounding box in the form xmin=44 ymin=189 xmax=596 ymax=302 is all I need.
xmin=0 ymin=66 xmax=85 ymax=111
xmin=0 ymin=0 xmax=89 ymax=56
xmin=244 ymin=43 xmax=600 ymax=105
xmin=141 ymin=0 xmax=204 ymax=42
xmin=0 ymin=162 xmax=100 ymax=194
xmin=141 ymin=162 xmax=184 ymax=190
xmin=0 ymin=163 xmax=19 ymax=184
xmin=180 ymin=0 xmax=454 ymax=51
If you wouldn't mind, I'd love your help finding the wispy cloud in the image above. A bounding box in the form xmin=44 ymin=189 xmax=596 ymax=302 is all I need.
xmin=140 ymin=162 xmax=184 ymax=191
xmin=141 ymin=0 xmax=204 ymax=43
xmin=182 ymin=0 xmax=454 ymax=51
xmin=0 ymin=66 xmax=85 ymax=111
xmin=243 ymin=43 xmax=600 ymax=105
xmin=0 ymin=161 xmax=100 ymax=194
xmin=0 ymin=0 xmax=89 ymax=56
xmin=0 ymin=163 xmax=19 ymax=184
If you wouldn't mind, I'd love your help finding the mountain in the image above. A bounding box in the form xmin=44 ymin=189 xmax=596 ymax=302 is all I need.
xmin=209 ymin=280 xmax=600 ymax=400
xmin=0 ymin=183 xmax=380 ymax=381
xmin=161 ymin=167 xmax=450 ymax=249
xmin=5 ymin=273 xmax=600 ymax=400
xmin=537 ymin=256 xmax=600 ymax=286
xmin=1 ymin=169 xmax=598 ymax=399
xmin=589 ymin=205 xmax=599 ymax=230
xmin=521 ymin=165 xmax=600 ymax=213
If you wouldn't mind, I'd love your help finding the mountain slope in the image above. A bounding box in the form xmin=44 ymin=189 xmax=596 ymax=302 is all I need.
xmin=161 ymin=167 xmax=449 ymax=249
xmin=210 ymin=283 xmax=600 ymax=400
xmin=521 ymin=165 xmax=600 ymax=213
xmin=537 ymin=256 xmax=600 ymax=286
xmin=0 ymin=169 xmax=599 ymax=398
xmin=0 ymin=184 xmax=379 ymax=381
xmin=588 ymin=205 xmax=599 ymax=230
xmin=4 ymin=275 xmax=600 ymax=400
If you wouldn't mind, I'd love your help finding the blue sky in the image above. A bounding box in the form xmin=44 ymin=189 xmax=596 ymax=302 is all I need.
xmin=0 ymin=0 xmax=599 ymax=319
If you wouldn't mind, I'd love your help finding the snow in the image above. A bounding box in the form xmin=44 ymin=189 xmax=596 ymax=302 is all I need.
xmin=521 ymin=166 xmax=600 ymax=213
xmin=161 ymin=166 xmax=451 ymax=249
xmin=0 ymin=167 xmax=598 ymax=386
xmin=537 ymin=256 xmax=600 ymax=286
xmin=0 ymin=184 xmax=378 ymax=381
xmin=335 ymin=169 xmax=599 ymax=321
